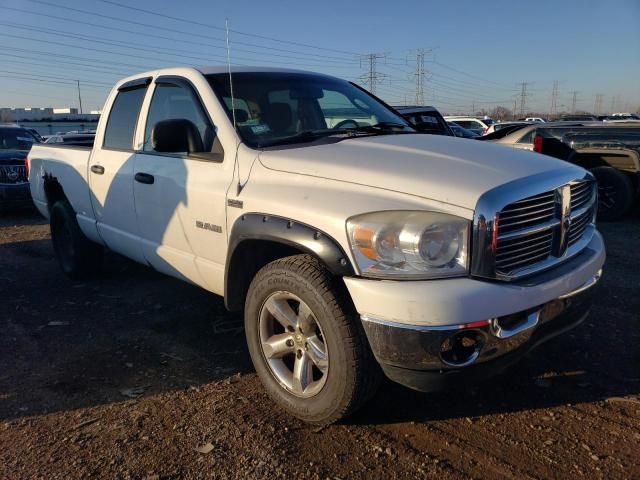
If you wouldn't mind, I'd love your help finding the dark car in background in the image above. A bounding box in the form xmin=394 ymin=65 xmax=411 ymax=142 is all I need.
xmin=447 ymin=121 xmax=480 ymax=138
xmin=0 ymin=125 xmax=39 ymax=210
xmin=393 ymin=105 xmax=453 ymax=136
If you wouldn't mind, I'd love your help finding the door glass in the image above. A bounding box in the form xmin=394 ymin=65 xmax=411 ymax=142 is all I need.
xmin=103 ymin=87 xmax=147 ymax=150
xmin=143 ymin=83 xmax=214 ymax=153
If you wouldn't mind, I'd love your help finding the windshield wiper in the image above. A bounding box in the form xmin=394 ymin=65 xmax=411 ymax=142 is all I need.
xmin=258 ymin=123 xmax=414 ymax=148
xmin=342 ymin=122 xmax=415 ymax=134
xmin=258 ymin=129 xmax=344 ymax=148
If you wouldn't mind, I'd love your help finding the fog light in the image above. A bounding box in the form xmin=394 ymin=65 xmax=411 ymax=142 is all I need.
xmin=440 ymin=330 xmax=483 ymax=367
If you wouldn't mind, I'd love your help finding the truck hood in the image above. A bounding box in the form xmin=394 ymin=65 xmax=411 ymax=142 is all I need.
xmin=259 ymin=134 xmax=575 ymax=210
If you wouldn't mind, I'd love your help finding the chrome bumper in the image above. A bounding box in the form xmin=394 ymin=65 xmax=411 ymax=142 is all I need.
xmin=361 ymin=269 xmax=601 ymax=386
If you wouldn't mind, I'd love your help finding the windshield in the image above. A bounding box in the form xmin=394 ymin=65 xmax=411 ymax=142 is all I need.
xmin=206 ymin=72 xmax=413 ymax=148
xmin=0 ymin=127 xmax=37 ymax=150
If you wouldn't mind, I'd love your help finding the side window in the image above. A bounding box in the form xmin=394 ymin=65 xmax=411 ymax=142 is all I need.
xmin=143 ymin=82 xmax=214 ymax=153
xmin=103 ymin=87 xmax=147 ymax=150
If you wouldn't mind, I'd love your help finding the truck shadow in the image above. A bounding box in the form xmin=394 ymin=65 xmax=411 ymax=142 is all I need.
xmin=1 ymin=232 xmax=638 ymax=425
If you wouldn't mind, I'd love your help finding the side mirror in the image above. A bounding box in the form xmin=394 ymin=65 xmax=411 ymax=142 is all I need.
xmin=151 ymin=118 xmax=203 ymax=153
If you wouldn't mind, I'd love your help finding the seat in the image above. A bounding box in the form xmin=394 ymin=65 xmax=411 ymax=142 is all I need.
xmin=264 ymin=102 xmax=293 ymax=135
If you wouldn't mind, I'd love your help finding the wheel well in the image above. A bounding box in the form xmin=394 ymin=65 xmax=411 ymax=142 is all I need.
xmin=225 ymin=240 xmax=308 ymax=312
xmin=43 ymin=176 xmax=68 ymax=211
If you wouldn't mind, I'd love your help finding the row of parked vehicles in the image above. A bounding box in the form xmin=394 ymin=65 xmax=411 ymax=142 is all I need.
xmin=393 ymin=107 xmax=640 ymax=221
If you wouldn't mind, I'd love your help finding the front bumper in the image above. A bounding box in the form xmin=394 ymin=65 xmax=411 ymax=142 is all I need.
xmin=344 ymin=231 xmax=605 ymax=392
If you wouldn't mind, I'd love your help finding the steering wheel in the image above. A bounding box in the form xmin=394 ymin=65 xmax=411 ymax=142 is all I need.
xmin=333 ymin=119 xmax=359 ymax=130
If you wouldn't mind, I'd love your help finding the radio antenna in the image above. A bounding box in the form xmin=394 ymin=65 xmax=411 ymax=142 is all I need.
xmin=225 ymin=18 xmax=237 ymax=131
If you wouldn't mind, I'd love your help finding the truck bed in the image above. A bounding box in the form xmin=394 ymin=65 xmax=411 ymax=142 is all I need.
xmin=29 ymin=144 xmax=93 ymax=219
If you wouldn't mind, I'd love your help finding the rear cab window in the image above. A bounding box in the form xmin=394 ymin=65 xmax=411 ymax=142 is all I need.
xmin=103 ymin=82 xmax=148 ymax=150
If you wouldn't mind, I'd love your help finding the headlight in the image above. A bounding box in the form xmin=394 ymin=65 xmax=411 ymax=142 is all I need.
xmin=346 ymin=211 xmax=470 ymax=279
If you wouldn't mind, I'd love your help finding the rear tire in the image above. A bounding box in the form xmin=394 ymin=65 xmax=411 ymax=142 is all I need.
xmin=591 ymin=166 xmax=634 ymax=221
xmin=244 ymin=254 xmax=381 ymax=424
xmin=50 ymin=200 xmax=103 ymax=279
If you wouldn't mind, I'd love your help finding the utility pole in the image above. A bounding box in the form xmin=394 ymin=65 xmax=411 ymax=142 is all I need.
xmin=76 ymin=80 xmax=83 ymax=115
xmin=570 ymin=90 xmax=579 ymax=113
xmin=471 ymin=101 xmax=476 ymax=115
xmin=550 ymin=80 xmax=559 ymax=118
xmin=414 ymin=48 xmax=426 ymax=106
xmin=359 ymin=53 xmax=385 ymax=95
xmin=513 ymin=97 xmax=518 ymax=119
xmin=594 ymin=93 xmax=604 ymax=115
xmin=519 ymin=82 xmax=528 ymax=117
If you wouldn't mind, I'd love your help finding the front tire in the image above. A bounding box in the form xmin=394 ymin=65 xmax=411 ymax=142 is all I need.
xmin=591 ymin=166 xmax=634 ymax=221
xmin=245 ymin=254 xmax=380 ymax=424
xmin=50 ymin=200 xmax=103 ymax=279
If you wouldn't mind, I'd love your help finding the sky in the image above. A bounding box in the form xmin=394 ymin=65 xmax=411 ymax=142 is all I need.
xmin=1 ymin=0 xmax=639 ymax=115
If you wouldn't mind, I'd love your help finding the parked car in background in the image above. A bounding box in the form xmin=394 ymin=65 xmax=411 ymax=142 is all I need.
xmin=44 ymin=133 xmax=96 ymax=146
xmin=0 ymin=125 xmax=39 ymax=209
xmin=444 ymin=116 xmax=490 ymax=135
xmin=447 ymin=121 xmax=480 ymax=138
xmin=525 ymin=117 xmax=546 ymax=123
xmin=22 ymin=127 xmax=43 ymax=142
xmin=559 ymin=115 xmax=598 ymax=122
xmin=29 ymin=66 xmax=605 ymax=424
xmin=393 ymin=105 xmax=453 ymax=136
xmin=531 ymin=124 xmax=640 ymax=220
xmin=485 ymin=121 xmax=530 ymax=135
xmin=611 ymin=113 xmax=640 ymax=119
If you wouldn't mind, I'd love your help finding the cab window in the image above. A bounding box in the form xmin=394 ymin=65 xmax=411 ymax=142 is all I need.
xmin=103 ymin=86 xmax=147 ymax=150
xmin=143 ymin=82 xmax=215 ymax=154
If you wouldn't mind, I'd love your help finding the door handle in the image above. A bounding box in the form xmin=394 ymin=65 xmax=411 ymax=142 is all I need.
xmin=90 ymin=165 xmax=104 ymax=175
xmin=135 ymin=172 xmax=155 ymax=184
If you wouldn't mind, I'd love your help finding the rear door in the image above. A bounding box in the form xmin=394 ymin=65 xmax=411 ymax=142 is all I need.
xmin=133 ymin=76 xmax=231 ymax=292
xmin=89 ymin=78 xmax=149 ymax=263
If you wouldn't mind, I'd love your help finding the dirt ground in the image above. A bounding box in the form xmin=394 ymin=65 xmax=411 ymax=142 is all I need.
xmin=0 ymin=209 xmax=639 ymax=480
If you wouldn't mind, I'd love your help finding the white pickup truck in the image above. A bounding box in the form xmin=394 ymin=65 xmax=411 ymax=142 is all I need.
xmin=29 ymin=67 xmax=605 ymax=424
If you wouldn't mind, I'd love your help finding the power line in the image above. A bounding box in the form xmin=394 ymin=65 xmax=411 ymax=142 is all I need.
xmin=93 ymin=0 xmax=362 ymax=56
xmin=4 ymin=5 xmax=358 ymax=65
xmin=21 ymin=0 xmax=360 ymax=62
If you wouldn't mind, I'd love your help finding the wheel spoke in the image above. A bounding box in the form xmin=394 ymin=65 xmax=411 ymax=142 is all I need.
xmin=297 ymin=301 xmax=314 ymax=334
xmin=292 ymin=352 xmax=312 ymax=394
xmin=265 ymin=296 xmax=298 ymax=331
xmin=306 ymin=335 xmax=328 ymax=372
xmin=262 ymin=333 xmax=295 ymax=359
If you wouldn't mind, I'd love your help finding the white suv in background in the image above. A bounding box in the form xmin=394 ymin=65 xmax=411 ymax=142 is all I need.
xmin=444 ymin=116 xmax=492 ymax=135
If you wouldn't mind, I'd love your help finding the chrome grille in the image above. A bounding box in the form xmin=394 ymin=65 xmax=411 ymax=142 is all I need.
xmin=0 ymin=164 xmax=28 ymax=184
xmin=497 ymin=191 xmax=555 ymax=234
xmin=489 ymin=179 xmax=596 ymax=279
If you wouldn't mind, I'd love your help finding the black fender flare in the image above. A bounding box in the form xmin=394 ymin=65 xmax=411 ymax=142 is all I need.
xmin=224 ymin=213 xmax=355 ymax=310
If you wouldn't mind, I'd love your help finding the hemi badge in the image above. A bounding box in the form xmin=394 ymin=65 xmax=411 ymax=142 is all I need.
xmin=227 ymin=199 xmax=243 ymax=209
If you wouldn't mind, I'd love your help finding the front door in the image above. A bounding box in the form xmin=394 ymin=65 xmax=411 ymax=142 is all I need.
xmin=133 ymin=77 xmax=232 ymax=293
xmin=89 ymin=81 xmax=149 ymax=263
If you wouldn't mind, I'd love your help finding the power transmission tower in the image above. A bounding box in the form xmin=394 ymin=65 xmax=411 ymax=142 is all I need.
xmin=76 ymin=80 xmax=83 ymax=115
xmin=414 ymin=49 xmax=426 ymax=106
xmin=610 ymin=96 xmax=616 ymax=114
xmin=550 ymin=80 xmax=559 ymax=117
xmin=594 ymin=93 xmax=604 ymax=115
xmin=519 ymin=82 xmax=529 ymax=117
xmin=570 ymin=90 xmax=580 ymax=113
xmin=359 ymin=53 xmax=386 ymax=95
